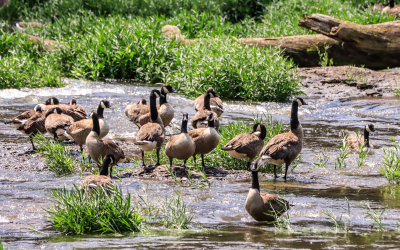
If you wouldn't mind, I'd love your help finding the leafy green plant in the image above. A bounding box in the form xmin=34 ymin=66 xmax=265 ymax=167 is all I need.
xmin=357 ymin=141 xmax=369 ymax=168
xmin=359 ymin=202 xmax=386 ymax=232
xmin=134 ymin=190 xmax=192 ymax=230
xmin=160 ymin=192 xmax=193 ymax=229
xmin=335 ymin=136 xmax=350 ymax=169
xmin=313 ymin=148 xmax=330 ymax=168
xmin=381 ymin=138 xmax=400 ymax=184
xmin=34 ymin=133 xmax=76 ymax=175
xmin=395 ymin=88 xmax=400 ymax=97
xmin=325 ymin=197 xmax=351 ymax=233
xmin=166 ymin=40 xmax=301 ymax=102
xmin=47 ymin=185 xmax=142 ymax=234
xmin=318 ymin=46 xmax=333 ymax=67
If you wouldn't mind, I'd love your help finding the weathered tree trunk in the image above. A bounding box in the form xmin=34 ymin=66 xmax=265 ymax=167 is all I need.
xmin=163 ymin=14 xmax=400 ymax=69
xmin=294 ymin=14 xmax=400 ymax=69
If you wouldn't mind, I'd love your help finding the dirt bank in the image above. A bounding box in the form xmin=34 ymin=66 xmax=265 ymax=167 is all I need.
xmin=299 ymin=66 xmax=400 ymax=100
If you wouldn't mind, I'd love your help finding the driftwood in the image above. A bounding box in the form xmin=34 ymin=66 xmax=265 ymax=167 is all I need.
xmin=240 ymin=14 xmax=400 ymax=69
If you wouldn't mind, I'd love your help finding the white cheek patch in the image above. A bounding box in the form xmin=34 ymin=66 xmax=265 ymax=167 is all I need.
xmin=101 ymin=102 xmax=106 ymax=109
xmin=163 ymin=87 xmax=169 ymax=94
xmin=253 ymin=131 xmax=261 ymax=136
xmin=366 ymin=125 xmax=372 ymax=133
xmin=297 ymin=99 xmax=302 ymax=106
xmin=51 ymin=100 xmax=54 ymax=105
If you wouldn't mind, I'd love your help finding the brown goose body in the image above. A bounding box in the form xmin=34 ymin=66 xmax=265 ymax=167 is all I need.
xmin=44 ymin=107 xmax=74 ymax=140
xmin=159 ymin=103 xmax=174 ymax=127
xmin=165 ymin=113 xmax=195 ymax=167
xmin=69 ymin=99 xmax=87 ymax=115
xmin=45 ymin=104 xmax=86 ymax=121
xmin=81 ymin=155 xmax=115 ymax=189
xmin=125 ymin=98 xmax=149 ymax=125
xmin=194 ymin=94 xmax=223 ymax=117
xmin=252 ymin=98 xmax=307 ymax=180
xmin=134 ymin=90 xmax=165 ymax=166
xmin=245 ymin=186 xmax=289 ymax=222
xmin=15 ymin=105 xmax=47 ymax=150
xmin=344 ymin=124 xmax=375 ymax=153
xmin=191 ymin=88 xmax=220 ymax=129
xmin=189 ymin=113 xmax=219 ymax=168
xmin=245 ymin=167 xmax=289 ymax=222
xmin=222 ymin=123 xmax=266 ymax=161
xmin=66 ymin=100 xmax=110 ymax=151
xmin=85 ymin=111 xmax=124 ymax=165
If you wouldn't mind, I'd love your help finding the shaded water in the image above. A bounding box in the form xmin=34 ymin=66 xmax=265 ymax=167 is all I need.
xmin=1 ymin=79 xmax=400 ymax=248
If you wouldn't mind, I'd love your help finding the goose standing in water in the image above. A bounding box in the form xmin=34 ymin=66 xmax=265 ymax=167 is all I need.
xmin=343 ymin=124 xmax=375 ymax=153
xmin=252 ymin=97 xmax=307 ymax=180
xmin=245 ymin=163 xmax=289 ymax=222
xmin=222 ymin=123 xmax=266 ymax=170
xmin=66 ymin=100 xmax=111 ymax=151
xmin=44 ymin=107 xmax=74 ymax=140
xmin=159 ymin=85 xmax=176 ymax=127
xmin=165 ymin=113 xmax=195 ymax=169
xmin=194 ymin=87 xmax=224 ymax=117
xmin=191 ymin=88 xmax=219 ymax=129
xmin=85 ymin=112 xmax=125 ymax=167
xmin=81 ymin=154 xmax=115 ymax=189
xmin=189 ymin=112 xmax=219 ymax=169
xmin=134 ymin=90 xmax=165 ymax=167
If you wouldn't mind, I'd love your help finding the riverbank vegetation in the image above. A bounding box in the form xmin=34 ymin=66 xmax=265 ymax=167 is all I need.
xmin=0 ymin=0 xmax=396 ymax=100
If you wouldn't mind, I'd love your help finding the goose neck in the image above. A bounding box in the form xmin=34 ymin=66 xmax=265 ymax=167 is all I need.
xmin=251 ymin=171 xmax=260 ymax=191
xmin=364 ymin=128 xmax=370 ymax=147
xmin=181 ymin=119 xmax=188 ymax=133
xmin=204 ymin=93 xmax=211 ymax=110
xmin=290 ymin=101 xmax=300 ymax=131
xmin=150 ymin=94 xmax=158 ymax=122
xmin=91 ymin=114 xmax=100 ymax=136
xmin=97 ymin=104 xmax=104 ymax=118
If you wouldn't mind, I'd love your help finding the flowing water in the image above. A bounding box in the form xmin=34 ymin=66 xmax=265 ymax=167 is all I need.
xmin=1 ymin=79 xmax=400 ymax=249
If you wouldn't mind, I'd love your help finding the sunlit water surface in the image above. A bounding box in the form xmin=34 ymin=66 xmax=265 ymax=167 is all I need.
xmin=1 ymin=79 xmax=400 ymax=248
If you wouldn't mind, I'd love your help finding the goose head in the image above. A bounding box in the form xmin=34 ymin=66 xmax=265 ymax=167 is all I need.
xmin=45 ymin=97 xmax=59 ymax=105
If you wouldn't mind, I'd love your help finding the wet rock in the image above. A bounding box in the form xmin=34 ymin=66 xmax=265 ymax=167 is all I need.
xmin=299 ymin=66 xmax=400 ymax=100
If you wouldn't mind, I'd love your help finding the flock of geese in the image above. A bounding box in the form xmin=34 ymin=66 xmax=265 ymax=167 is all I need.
xmin=4 ymin=85 xmax=376 ymax=222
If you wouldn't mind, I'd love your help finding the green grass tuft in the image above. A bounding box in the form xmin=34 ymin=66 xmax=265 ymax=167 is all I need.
xmin=34 ymin=133 xmax=76 ymax=175
xmin=47 ymin=185 xmax=142 ymax=234
xmin=381 ymin=138 xmax=400 ymax=184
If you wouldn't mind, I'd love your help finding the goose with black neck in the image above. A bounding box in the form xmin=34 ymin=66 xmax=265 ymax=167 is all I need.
xmin=134 ymin=89 xmax=165 ymax=167
xmin=252 ymin=97 xmax=307 ymax=180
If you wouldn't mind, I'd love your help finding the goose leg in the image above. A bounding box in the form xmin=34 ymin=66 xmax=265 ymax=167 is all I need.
xmin=141 ymin=150 xmax=145 ymax=167
xmin=29 ymin=135 xmax=36 ymax=151
xmin=169 ymin=158 xmax=173 ymax=169
xmin=274 ymin=165 xmax=278 ymax=179
xmin=201 ymin=154 xmax=206 ymax=169
xmin=80 ymin=145 xmax=83 ymax=152
xmin=284 ymin=163 xmax=289 ymax=180
xmin=183 ymin=159 xmax=187 ymax=168
xmin=156 ymin=149 xmax=161 ymax=166
xmin=193 ymin=155 xmax=196 ymax=167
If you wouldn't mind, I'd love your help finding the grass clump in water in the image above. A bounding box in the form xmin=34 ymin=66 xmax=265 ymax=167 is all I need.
xmin=359 ymin=202 xmax=386 ymax=232
xmin=381 ymin=138 xmax=400 ymax=184
xmin=166 ymin=40 xmax=301 ymax=102
xmin=34 ymin=133 xmax=76 ymax=175
xmin=47 ymin=185 xmax=142 ymax=235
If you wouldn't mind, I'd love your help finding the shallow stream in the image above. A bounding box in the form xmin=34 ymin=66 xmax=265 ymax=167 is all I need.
xmin=1 ymin=80 xmax=400 ymax=248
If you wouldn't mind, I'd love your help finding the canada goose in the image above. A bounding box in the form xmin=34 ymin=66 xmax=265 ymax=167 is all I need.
xmin=188 ymin=112 xmax=220 ymax=169
xmin=86 ymin=112 xmax=125 ymax=165
xmin=135 ymin=93 xmax=164 ymax=128
xmin=125 ymin=98 xmax=149 ymax=127
xmin=245 ymin=163 xmax=290 ymax=222
xmin=16 ymin=104 xmax=47 ymax=151
xmin=159 ymin=85 xmax=176 ymax=127
xmin=69 ymin=99 xmax=87 ymax=115
xmin=191 ymin=88 xmax=219 ymax=129
xmin=44 ymin=107 xmax=74 ymax=140
xmin=81 ymin=155 xmax=115 ymax=189
xmin=134 ymin=89 xmax=165 ymax=166
xmin=252 ymin=97 xmax=307 ymax=180
xmin=44 ymin=97 xmax=86 ymax=121
xmin=344 ymin=124 xmax=375 ymax=153
xmin=65 ymin=100 xmax=111 ymax=151
xmin=222 ymin=123 xmax=266 ymax=170
xmin=194 ymin=87 xmax=224 ymax=117
xmin=165 ymin=113 xmax=195 ymax=168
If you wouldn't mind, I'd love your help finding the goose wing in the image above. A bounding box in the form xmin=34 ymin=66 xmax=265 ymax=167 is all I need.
xmin=260 ymin=132 xmax=300 ymax=160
